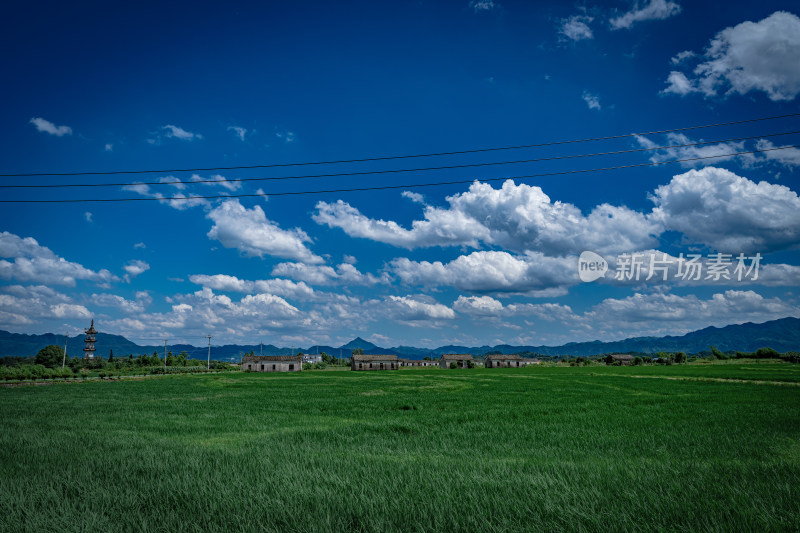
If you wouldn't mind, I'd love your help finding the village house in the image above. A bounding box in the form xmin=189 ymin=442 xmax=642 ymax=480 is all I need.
xmin=242 ymin=355 xmax=302 ymax=372
xmin=485 ymin=354 xmax=524 ymax=368
xmin=351 ymin=354 xmax=399 ymax=371
xmin=522 ymin=358 xmax=541 ymax=365
xmin=399 ymin=359 xmax=437 ymax=367
xmin=439 ymin=354 xmax=474 ymax=369
xmin=606 ymin=354 xmax=635 ymax=365
xmin=302 ymin=353 xmax=323 ymax=364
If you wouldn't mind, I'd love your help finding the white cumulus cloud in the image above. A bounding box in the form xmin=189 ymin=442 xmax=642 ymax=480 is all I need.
xmin=663 ymin=11 xmax=800 ymax=101
xmin=271 ymin=262 xmax=388 ymax=286
xmin=315 ymin=180 xmax=660 ymax=257
xmin=391 ymin=251 xmax=576 ymax=296
xmin=650 ymin=167 xmax=800 ymax=253
xmin=380 ymin=295 xmax=456 ymax=323
xmin=123 ymin=260 xmax=150 ymax=278
xmin=207 ymin=200 xmax=323 ymax=264
xmin=0 ymin=231 xmax=116 ymax=287
xmin=188 ymin=274 xmax=316 ymax=300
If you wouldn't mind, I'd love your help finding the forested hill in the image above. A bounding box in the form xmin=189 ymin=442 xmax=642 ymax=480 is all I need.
xmin=1 ymin=317 xmax=798 ymax=359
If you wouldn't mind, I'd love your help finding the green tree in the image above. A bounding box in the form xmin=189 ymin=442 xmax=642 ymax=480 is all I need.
xmin=675 ymin=352 xmax=687 ymax=364
xmin=756 ymin=347 xmax=779 ymax=359
xmin=34 ymin=345 xmax=64 ymax=369
xmin=710 ymin=346 xmax=724 ymax=359
xmin=352 ymin=348 xmax=364 ymax=356
xmin=108 ymin=349 xmax=114 ymax=362
xmin=449 ymin=361 xmax=458 ymax=369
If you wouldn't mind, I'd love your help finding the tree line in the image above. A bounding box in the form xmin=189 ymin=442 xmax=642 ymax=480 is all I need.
xmin=0 ymin=345 xmax=232 ymax=381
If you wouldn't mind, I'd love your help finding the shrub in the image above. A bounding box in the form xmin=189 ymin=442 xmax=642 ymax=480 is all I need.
xmin=633 ymin=357 xmax=643 ymax=366
xmin=710 ymin=346 xmax=725 ymax=359
xmin=449 ymin=362 xmax=458 ymax=369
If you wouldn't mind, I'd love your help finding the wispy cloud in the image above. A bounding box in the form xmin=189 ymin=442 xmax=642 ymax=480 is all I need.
xmin=560 ymin=15 xmax=594 ymax=41
xmin=469 ymin=0 xmax=497 ymax=13
xmin=29 ymin=117 xmax=72 ymax=137
xmin=610 ymin=0 xmax=681 ymax=30
xmin=123 ymin=260 xmax=150 ymax=283
xmin=582 ymin=91 xmax=601 ymax=110
xmin=227 ymin=126 xmax=247 ymax=141
xmin=275 ymin=130 xmax=296 ymax=143
xmin=162 ymin=124 xmax=202 ymax=140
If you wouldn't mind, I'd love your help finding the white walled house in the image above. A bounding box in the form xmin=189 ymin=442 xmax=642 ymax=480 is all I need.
xmin=243 ymin=355 xmax=302 ymax=372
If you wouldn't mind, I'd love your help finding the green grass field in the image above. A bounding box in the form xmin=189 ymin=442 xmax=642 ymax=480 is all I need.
xmin=2 ymin=364 xmax=799 ymax=532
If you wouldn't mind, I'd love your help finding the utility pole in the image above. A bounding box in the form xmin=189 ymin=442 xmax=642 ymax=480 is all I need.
xmin=62 ymin=331 xmax=68 ymax=369
xmin=206 ymin=335 xmax=212 ymax=370
xmin=164 ymin=340 xmax=168 ymax=373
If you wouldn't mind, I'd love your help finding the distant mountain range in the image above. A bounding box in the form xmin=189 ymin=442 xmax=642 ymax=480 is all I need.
xmin=1 ymin=317 xmax=798 ymax=360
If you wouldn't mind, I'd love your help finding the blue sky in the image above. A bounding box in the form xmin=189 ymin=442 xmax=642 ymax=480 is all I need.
xmin=1 ymin=0 xmax=799 ymax=348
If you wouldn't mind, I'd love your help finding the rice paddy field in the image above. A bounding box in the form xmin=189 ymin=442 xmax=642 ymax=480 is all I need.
xmin=2 ymin=363 xmax=799 ymax=532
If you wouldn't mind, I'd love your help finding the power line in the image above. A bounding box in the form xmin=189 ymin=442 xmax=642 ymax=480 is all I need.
xmin=1 ymin=144 xmax=795 ymax=203
xmin=2 ymin=112 xmax=798 ymax=178
xmin=3 ymin=130 xmax=796 ymax=189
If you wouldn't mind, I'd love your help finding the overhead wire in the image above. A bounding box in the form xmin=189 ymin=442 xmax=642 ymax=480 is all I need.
xmin=2 ymin=129 xmax=796 ymax=189
xmin=1 ymin=144 xmax=795 ymax=203
xmin=1 ymin=111 xmax=798 ymax=178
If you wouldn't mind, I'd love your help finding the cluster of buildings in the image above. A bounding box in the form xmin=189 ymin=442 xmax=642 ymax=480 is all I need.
xmin=242 ymin=352 xmax=541 ymax=373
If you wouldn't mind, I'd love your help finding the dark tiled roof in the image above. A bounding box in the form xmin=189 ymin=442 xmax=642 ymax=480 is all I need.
xmin=485 ymin=353 xmax=523 ymax=361
xmin=243 ymin=355 xmax=302 ymax=362
xmin=440 ymin=353 xmax=474 ymax=361
xmin=609 ymin=354 xmax=635 ymax=360
xmin=352 ymin=354 xmax=399 ymax=362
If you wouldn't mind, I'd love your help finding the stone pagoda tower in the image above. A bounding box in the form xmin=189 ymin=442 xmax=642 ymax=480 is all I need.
xmin=83 ymin=319 xmax=97 ymax=360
